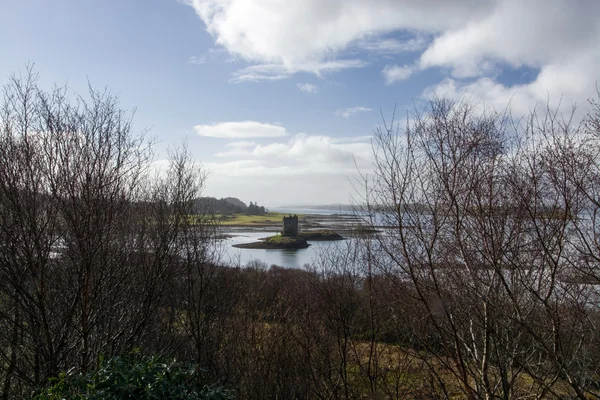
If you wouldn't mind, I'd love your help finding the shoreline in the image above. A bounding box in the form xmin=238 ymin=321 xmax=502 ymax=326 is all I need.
xmin=218 ymin=212 xmax=379 ymax=236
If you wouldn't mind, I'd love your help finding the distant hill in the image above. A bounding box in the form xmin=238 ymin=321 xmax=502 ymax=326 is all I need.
xmin=195 ymin=197 xmax=266 ymax=215
xmin=223 ymin=197 xmax=247 ymax=210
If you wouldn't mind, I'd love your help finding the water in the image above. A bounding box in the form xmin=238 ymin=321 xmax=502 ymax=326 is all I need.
xmin=220 ymin=231 xmax=347 ymax=268
xmin=219 ymin=206 xmax=371 ymax=268
xmin=270 ymin=207 xmax=343 ymax=216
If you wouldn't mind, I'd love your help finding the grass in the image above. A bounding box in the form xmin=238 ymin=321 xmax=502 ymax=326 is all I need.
xmin=218 ymin=212 xmax=304 ymax=226
xmin=264 ymin=234 xmax=300 ymax=244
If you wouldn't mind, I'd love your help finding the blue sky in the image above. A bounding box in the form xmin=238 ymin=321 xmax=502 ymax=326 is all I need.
xmin=2 ymin=0 xmax=599 ymax=206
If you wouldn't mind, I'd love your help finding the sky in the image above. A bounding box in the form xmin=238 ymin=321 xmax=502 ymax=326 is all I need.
xmin=1 ymin=0 xmax=599 ymax=207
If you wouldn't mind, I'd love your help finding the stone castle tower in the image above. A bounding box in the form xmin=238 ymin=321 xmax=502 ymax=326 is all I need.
xmin=282 ymin=215 xmax=299 ymax=236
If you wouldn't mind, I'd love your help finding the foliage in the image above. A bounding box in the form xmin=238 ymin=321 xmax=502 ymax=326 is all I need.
xmin=33 ymin=353 xmax=233 ymax=400
xmin=246 ymin=201 xmax=266 ymax=215
xmin=265 ymin=233 xmax=293 ymax=243
xmin=195 ymin=197 xmax=266 ymax=215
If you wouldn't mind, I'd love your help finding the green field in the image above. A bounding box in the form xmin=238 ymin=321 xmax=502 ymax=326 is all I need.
xmin=218 ymin=212 xmax=302 ymax=226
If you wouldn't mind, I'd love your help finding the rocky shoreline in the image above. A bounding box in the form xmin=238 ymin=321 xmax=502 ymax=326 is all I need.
xmin=299 ymin=230 xmax=344 ymax=241
xmin=223 ymin=213 xmax=376 ymax=233
xmin=232 ymin=235 xmax=311 ymax=249
xmin=224 ymin=212 xmax=380 ymax=249
xmin=232 ymin=229 xmax=346 ymax=249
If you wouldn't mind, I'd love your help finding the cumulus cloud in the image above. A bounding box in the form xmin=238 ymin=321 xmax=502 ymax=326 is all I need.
xmin=204 ymin=132 xmax=375 ymax=204
xmin=382 ymin=64 xmax=414 ymax=84
xmin=255 ymin=134 xmax=372 ymax=164
xmin=417 ymin=1 xmax=600 ymax=114
xmin=215 ymin=133 xmax=372 ymax=164
xmin=297 ymin=83 xmax=318 ymax=93
xmin=419 ymin=1 xmax=598 ymax=77
xmin=194 ymin=121 xmax=288 ymax=139
xmin=183 ymin=0 xmax=490 ymax=80
xmin=230 ymin=59 xmax=367 ymax=83
xmin=226 ymin=140 xmax=257 ymax=148
xmin=335 ymin=106 xmax=372 ymax=119
xmin=184 ymin=0 xmax=600 ymax=115
xmin=331 ymin=135 xmax=373 ymax=143
xmin=202 ymin=166 xmax=360 ymax=206
xmin=184 ymin=0 xmax=488 ymax=63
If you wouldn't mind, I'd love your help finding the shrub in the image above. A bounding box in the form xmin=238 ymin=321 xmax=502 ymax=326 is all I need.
xmin=34 ymin=352 xmax=233 ymax=400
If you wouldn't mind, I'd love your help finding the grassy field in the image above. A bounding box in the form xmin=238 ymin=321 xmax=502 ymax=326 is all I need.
xmin=219 ymin=212 xmax=303 ymax=226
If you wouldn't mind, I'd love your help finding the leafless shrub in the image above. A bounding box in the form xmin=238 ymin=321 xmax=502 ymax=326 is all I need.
xmin=361 ymin=96 xmax=600 ymax=399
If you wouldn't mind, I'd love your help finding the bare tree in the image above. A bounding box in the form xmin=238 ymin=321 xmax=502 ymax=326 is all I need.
xmin=0 ymin=67 xmax=218 ymax=399
xmin=362 ymin=97 xmax=600 ymax=399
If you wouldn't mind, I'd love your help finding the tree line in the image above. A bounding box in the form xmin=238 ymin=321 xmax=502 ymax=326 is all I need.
xmin=195 ymin=197 xmax=266 ymax=215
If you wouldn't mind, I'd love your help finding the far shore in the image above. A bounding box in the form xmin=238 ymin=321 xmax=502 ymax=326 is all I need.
xmin=218 ymin=212 xmax=379 ymax=237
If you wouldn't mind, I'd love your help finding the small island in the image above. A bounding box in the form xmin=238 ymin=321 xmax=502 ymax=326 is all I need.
xmin=232 ymin=215 xmax=343 ymax=249
xmin=233 ymin=234 xmax=310 ymax=249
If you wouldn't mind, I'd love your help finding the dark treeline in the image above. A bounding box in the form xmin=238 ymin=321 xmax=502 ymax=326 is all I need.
xmin=2 ymin=68 xmax=600 ymax=399
xmin=195 ymin=197 xmax=266 ymax=215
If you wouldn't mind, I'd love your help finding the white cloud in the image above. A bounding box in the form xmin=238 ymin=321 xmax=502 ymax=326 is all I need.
xmin=202 ymin=132 xmax=375 ymax=205
xmin=335 ymin=106 xmax=372 ymax=119
xmin=184 ymin=0 xmax=489 ymax=64
xmin=415 ymin=1 xmax=600 ymax=113
xmin=356 ymin=36 xmax=427 ymax=54
xmin=331 ymin=135 xmax=373 ymax=143
xmin=188 ymin=55 xmax=207 ymax=64
xmin=252 ymin=134 xmax=372 ymax=164
xmin=230 ymin=59 xmax=367 ymax=83
xmin=194 ymin=121 xmax=288 ymax=139
xmin=226 ymin=140 xmax=257 ymax=148
xmin=419 ymin=1 xmax=599 ymax=77
xmin=184 ymin=0 xmax=600 ymax=116
xmin=382 ymin=64 xmax=414 ymax=84
xmin=423 ymin=50 xmax=599 ymax=117
xmin=297 ymin=83 xmax=318 ymax=93
xmin=183 ymin=0 xmax=490 ymax=81
xmin=215 ymin=133 xmax=372 ymax=165
xmin=203 ymin=167 xmax=359 ymax=206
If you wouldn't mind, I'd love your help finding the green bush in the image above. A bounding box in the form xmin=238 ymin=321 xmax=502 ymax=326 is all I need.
xmin=34 ymin=352 xmax=233 ymax=400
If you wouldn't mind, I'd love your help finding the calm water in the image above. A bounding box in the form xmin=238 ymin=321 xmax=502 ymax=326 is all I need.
xmin=220 ymin=231 xmax=347 ymax=268
xmin=271 ymin=207 xmax=349 ymax=215
xmin=220 ymin=207 xmax=362 ymax=268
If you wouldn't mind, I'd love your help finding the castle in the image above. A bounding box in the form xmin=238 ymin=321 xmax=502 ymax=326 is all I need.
xmin=282 ymin=215 xmax=299 ymax=236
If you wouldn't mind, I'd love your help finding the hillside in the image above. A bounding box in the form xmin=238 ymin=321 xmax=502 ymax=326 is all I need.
xmin=195 ymin=197 xmax=267 ymax=215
